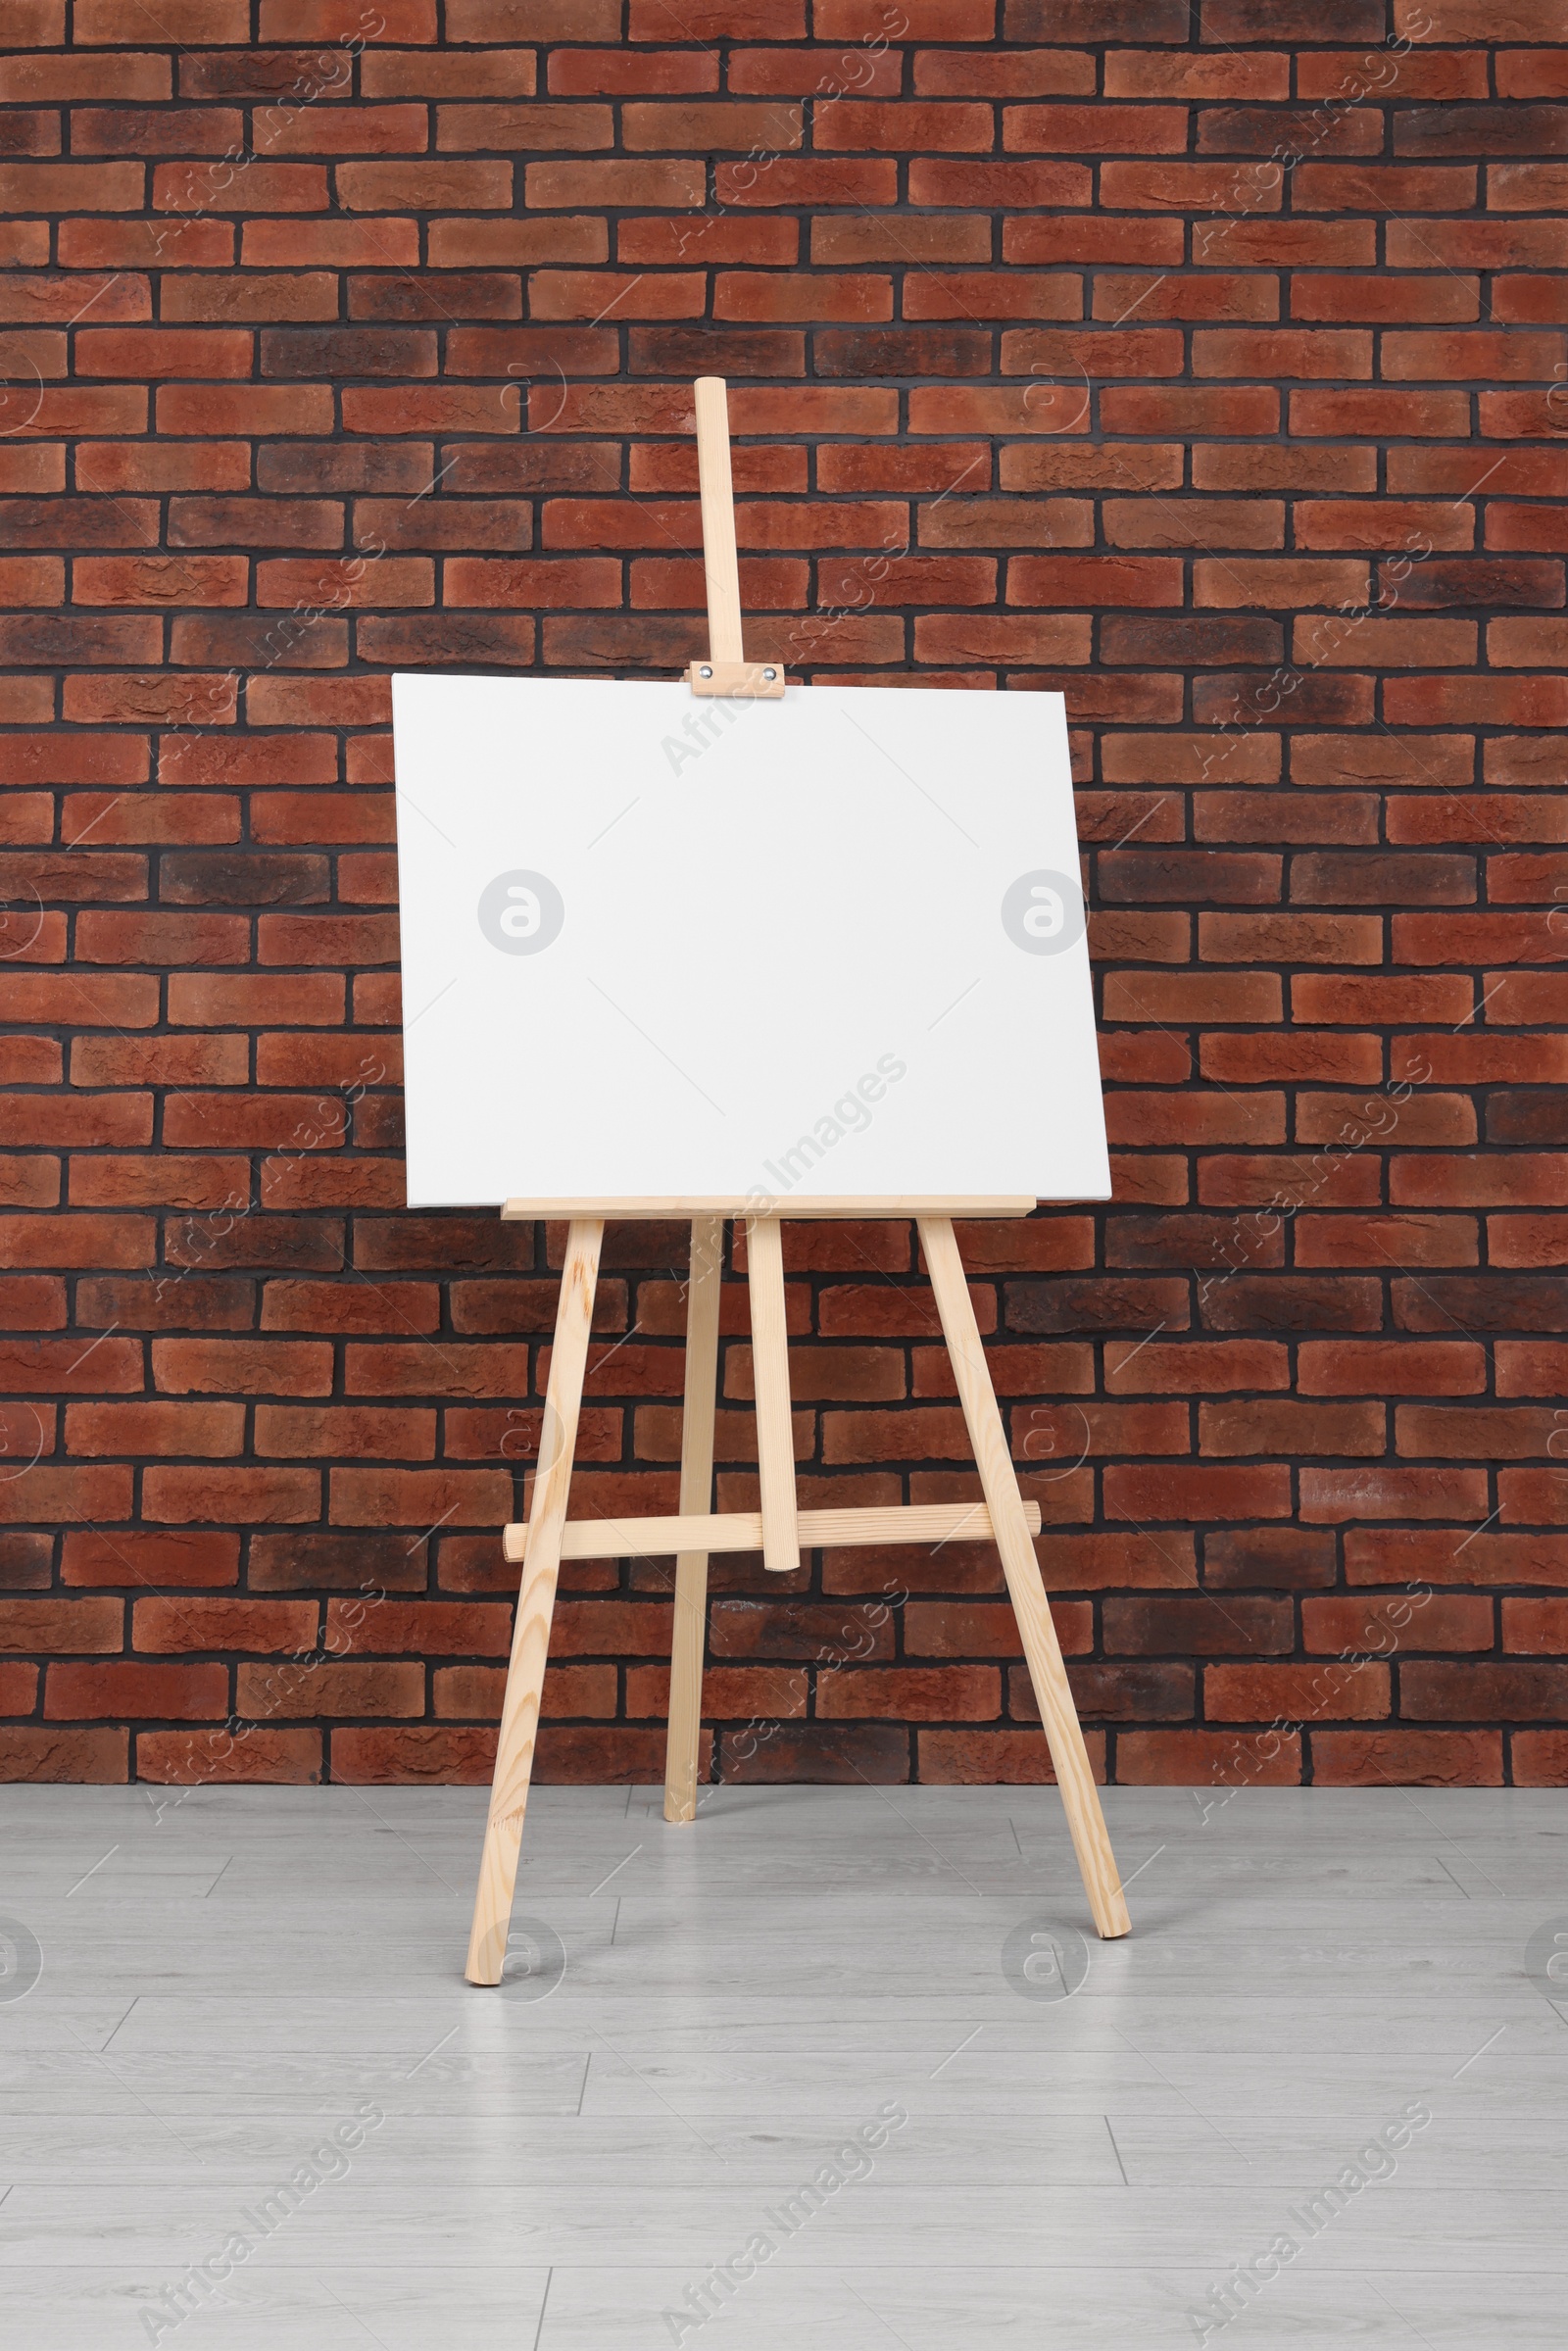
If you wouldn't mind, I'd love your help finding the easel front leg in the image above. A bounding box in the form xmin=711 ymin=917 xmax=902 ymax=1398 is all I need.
xmin=664 ymin=1215 xmax=723 ymax=1824
xmin=918 ymin=1217 xmax=1130 ymax=1940
xmin=467 ymin=1218 xmax=604 ymax=1985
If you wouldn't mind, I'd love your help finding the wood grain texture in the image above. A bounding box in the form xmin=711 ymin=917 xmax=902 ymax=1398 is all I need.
xmin=745 ymin=1213 xmax=800 ymax=1576
xmin=466 ymin=1217 xmax=604 ymax=1987
xmin=918 ymin=1215 xmax=1131 ymax=1942
xmin=506 ymin=1497 xmax=1043 ymax=1566
xmin=663 ymin=1217 xmax=723 ymax=1827
xmin=694 ymin=374 xmax=745 ymax=668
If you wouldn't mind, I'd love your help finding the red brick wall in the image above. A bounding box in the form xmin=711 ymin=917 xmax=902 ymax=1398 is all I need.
xmin=2 ymin=0 xmax=1565 ymax=1792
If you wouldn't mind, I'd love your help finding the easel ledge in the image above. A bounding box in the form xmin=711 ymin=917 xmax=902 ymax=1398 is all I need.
xmin=503 ymin=1196 xmax=1038 ymax=1220
xmin=463 ymin=377 xmax=1130 ymax=1987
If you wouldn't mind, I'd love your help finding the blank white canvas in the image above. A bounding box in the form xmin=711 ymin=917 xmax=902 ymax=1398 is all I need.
xmin=391 ymin=673 xmax=1109 ymax=1207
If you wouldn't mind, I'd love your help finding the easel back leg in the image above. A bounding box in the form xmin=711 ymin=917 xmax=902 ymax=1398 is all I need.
xmin=664 ymin=1216 xmax=723 ymax=1824
xmin=746 ymin=1214 xmax=800 ymax=1575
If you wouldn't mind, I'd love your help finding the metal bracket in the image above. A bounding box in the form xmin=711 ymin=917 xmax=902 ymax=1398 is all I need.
xmin=686 ymin=658 xmax=786 ymax=700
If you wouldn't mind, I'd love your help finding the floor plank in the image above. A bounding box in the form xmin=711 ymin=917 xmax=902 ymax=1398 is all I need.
xmin=0 ymin=1784 xmax=1564 ymax=2348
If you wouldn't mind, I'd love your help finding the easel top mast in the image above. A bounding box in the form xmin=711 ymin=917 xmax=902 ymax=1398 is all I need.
xmin=686 ymin=375 xmax=785 ymax=704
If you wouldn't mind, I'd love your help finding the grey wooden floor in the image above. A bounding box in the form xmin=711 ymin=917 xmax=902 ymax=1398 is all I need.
xmin=1 ymin=1782 xmax=1565 ymax=2347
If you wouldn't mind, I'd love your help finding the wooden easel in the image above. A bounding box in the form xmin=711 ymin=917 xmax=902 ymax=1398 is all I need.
xmin=465 ymin=379 xmax=1130 ymax=1984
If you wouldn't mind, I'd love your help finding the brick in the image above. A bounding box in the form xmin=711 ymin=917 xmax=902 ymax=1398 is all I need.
xmin=741 ymin=159 xmax=946 ymax=215
xmin=1200 ymin=224 xmax=1380 ymax=275
xmin=2 ymin=54 xmax=170 ymax=98
xmin=1300 ymin=1467 xmax=1490 ymax=1523
xmin=137 ymin=1726 xmax=320 ymax=1782
xmin=1498 ymin=45 xmax=1568 ymax=105
xmin=1292 ymin=273 xmax=1481 ymax=325
xmin=1197 ymin=559 xmax=1374 ymax=614
xmin=0 ymin=1662 xmax=39 ymax=1710
xmin=1305 ymin=1594 xmax=1493 ymax=1655
xmin=1203 ymin=102 xmax=1385 ymax=159
xmin=1117 ymin=1727 xmax=1299 ymax=1785
xmin=348 ymin=273 xmax=522 ymax=324
xmin=244 ymin=219 xmax=421 ymax=268
xmin=154 ymin=161 xmax=328 ymax=219
xmin=1514 ymin=1732 xmax=1568 ymax=1787
xmin=1312 ymin=1731 xmax=1501 ymax=1787
xmin=1203 ymin=0 xmax=1382 ymax=25
xmin=136 ymin=1598 xmax=317 ymax=1654
xmin=1007 ymin=103 xmax=1189 ymax=154
xmin=1296 ymin=164 xmax=1477 ymax=213
xmin=1297 ymin=1340 xmax=1488 ymax=1396
xmin=1206 ymin=1661 xmax=1390 ymax=1722
xmin=1195 ymin=328 xmax=1374 ymax=380
xmin=0 ymin=1726 xmax=127 ymax=1780
xmin=59 ymin=217 xmax=232 ymax=270
xmin=0 ymin=1595 xmax=122 ymax=1654
xmin=143 ymin=1466 xmax=320 ymax=1523
xmin=236 ymin=1658 xmax=423 ymax=1719
xmin=1101 ymin=160 xmax=1282 ymax=212
xmin=1392 ymin=226 xmax=1568 ymax=282
xmin=547 ymin=48 xmax=710 ymax=95
xmin=514 ymin=170 xmax=698 ymax=232
xmin=630 ymin=0 xmax=800 ymax=28
xmin=0 ymin=161 xmax=143 ymax=212
xmin=1294 ymin=1214 xmax=1478 ymax=1271
xmin=337 ymin=162 xmax=514 ymax=211
xmin=1004 ymin=555 xmax=1182 ymax=609
xmin=619 ymin=247 xmax=794 ymax=307
xmin=1398 ymin=103 xmax=1568 ymax=159
xmin=902 ymin=273 xmax=1085 ymax=327
xmin=1387 ymin=328 xmax=1568 ymax=381
xmin=156 ymin=385 xmax=336 ymax=437
xmin=329 ymin=1723 xmax=507 ymax=1781
xmin=1304 ymin=52 xmax=1487 ymax=102
xmin=1094 ymin=272 xmax=1280 ymax=324
xmin=1006 ymin=220 xmax=1185 ymax=272
xmin=1102 ymin=389 xmax=1283 ymax=443
xmin=1403 ymin=1662 xmax=1568 ymax=1724
xmin=45 ymin=1657 xmax=230 ymax=1721
xmin=612 ymin=98 xmax=799 ymax=154
xmin=1504 ymin=1599 xmax=1568 ymax=1657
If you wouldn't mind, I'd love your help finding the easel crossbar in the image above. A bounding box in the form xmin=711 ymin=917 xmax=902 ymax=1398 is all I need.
xmin=503 ymin=1497 xmax=1043 ymax=1566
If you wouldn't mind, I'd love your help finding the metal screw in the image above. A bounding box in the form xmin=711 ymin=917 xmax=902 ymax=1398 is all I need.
xmin=762 ymin=667 xmax=777 ymax=681
xmin=698 ymin=663 xmax=712 ymax=679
